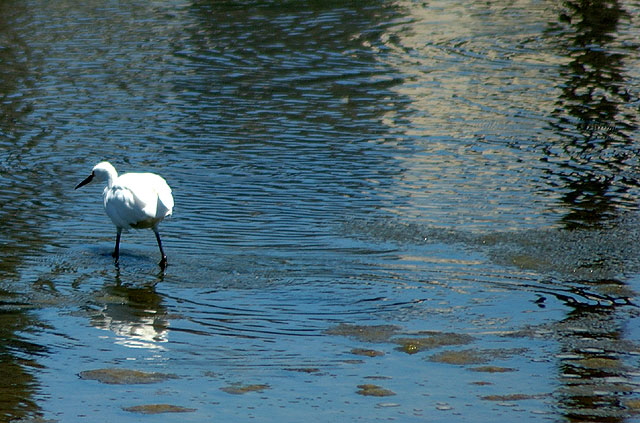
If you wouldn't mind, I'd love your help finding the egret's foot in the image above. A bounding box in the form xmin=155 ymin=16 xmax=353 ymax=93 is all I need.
xmin=159 ymin=256 xmax=168 ymax=270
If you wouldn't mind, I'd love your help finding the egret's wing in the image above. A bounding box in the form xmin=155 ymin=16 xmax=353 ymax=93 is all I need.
xmin=114 ymin=173 xmax=173 ymax=220
xmin=146 ymin=173 xmax=174 ymax=216
xmin=104 ymin=184 xmax=150 ymax=229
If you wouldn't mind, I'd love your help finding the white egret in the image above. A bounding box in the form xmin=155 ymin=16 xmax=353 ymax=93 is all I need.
xmin=75 ymin=161 xmax=174 ymax=269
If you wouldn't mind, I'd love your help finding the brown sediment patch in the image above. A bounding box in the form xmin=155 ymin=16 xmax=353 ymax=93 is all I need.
xmin=470 ymin=366 xmax=517 ymax=373
xmin=284 ymin=367 xmax=321 ymax=374
xmin=78 ymin=368 xmax=177 ymax=385
xmin=569 ymin=357 xmax=624 ymax=371
xmin=123 ymin=404 xmax=196 ymax=414
xmin=429 ymin=349 xmax=490 ymax=365
xmin=325 ymin=323 xmax=401 ymax=343
xmin=393 ymin=333 xmax=474 ymax=354
xmin=625 ymin=399 xmax=640 ymax=413
xmin=481 ymin=393 xmax=543 ymax=401
xmin=560 ymin=382 xmax=635 ymax=396
xmin=220 ymin=383 xmax=270 ymax=395
xmin=356 ymin=384 xmax=396 ymax=397
xmin=429 ymin=348 xmax=527 ymax=365
xmin=351 ymin=348 xmax=385 ymax=357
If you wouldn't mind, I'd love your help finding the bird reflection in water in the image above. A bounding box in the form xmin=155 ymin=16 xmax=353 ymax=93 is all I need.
xmin=88 ymin=274 xmax=169 ymax=350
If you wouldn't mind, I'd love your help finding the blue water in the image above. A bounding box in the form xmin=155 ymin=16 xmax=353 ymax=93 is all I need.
xmin=1 ymin=0 xmax=640 ymax=421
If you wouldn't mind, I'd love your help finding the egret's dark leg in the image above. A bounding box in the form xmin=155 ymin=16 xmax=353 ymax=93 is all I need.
xmin=113 ymin=228 xmax=122 ymax=264
xmin=154 ymin=228 xmax=168 ymax=269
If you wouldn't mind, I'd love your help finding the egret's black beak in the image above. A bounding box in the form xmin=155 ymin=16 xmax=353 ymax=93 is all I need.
xmin=75 ymin=173 xmax=94 ymax=190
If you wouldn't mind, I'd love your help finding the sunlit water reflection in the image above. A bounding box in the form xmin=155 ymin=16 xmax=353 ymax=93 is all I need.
xmin=1 ymin=0 xmax=639 ymax=421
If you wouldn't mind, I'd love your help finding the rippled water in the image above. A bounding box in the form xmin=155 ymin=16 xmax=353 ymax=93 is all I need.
xmin=1 ymin=0 xmax=640 ymax=421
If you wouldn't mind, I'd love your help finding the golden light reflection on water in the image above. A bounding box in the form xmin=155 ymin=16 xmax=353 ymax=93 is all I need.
xmin=383 ymin=0 xmax=568 ymax=137
xmin=374 ymin=0 xmax=640 ymax=234
xmin=370 ymin=1 xmax=571 ymax=229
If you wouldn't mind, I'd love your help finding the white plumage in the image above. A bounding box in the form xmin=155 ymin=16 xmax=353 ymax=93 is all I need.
xmin=75 ymin=161 xmax=174 ymax=268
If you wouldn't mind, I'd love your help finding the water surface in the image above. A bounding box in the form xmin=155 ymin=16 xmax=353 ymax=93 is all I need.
xmin=1 ymin=0 xmax=640 ymax=421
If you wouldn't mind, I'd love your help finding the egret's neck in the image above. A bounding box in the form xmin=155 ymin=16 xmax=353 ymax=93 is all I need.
xmin=105 ymin=171 xmax=117 ymax=188
xmin=93 ymin=163 xmax=119 ymax=188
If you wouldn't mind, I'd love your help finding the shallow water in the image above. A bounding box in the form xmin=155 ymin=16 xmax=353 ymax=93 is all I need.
xmin=1 ymin=0 xmax=640 ymax=421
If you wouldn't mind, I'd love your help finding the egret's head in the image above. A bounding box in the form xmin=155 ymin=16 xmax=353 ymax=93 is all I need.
xmin=91 ymin=162 xmax=117 ymax=183
xmin=75 ymin=161 xmax=117 ymax=189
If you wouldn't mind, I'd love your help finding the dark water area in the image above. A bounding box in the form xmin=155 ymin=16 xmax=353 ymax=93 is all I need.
xmin=1 ymin=0 xmax=640 ymax=421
